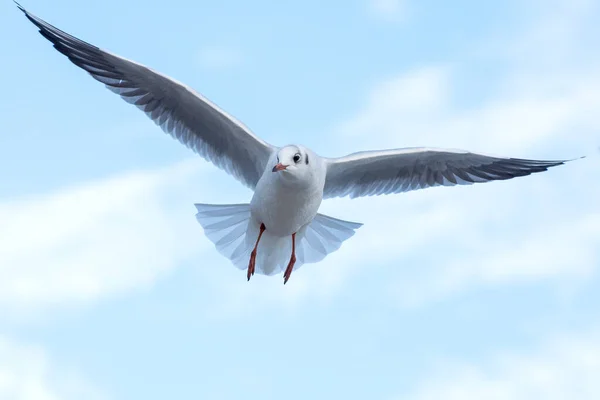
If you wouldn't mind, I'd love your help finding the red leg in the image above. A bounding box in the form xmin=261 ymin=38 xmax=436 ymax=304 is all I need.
xmin=283 ymin=233 xmax=297 ymax=285
xmin=247 ymin=223 xmax=266 ymax=281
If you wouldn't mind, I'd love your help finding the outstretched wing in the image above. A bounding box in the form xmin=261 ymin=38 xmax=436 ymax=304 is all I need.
xmin=16 ymin=3 xmax=276 ymax=189
xmin=323 ymin=147 xmax=574 ymax=199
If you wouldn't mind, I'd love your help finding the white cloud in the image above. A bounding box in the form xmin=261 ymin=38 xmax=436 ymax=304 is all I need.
xmin=496 ymin=0 xmax=599 ymax=67
xmin=0 ymin=152 xmax=364 ymax=320
xmin=196 ymin=46 xmax=243 ymax=69
xmin=0 ymin=150 xmax=330 ymax=320
xmin=0 ymin=159 xmax=208 ymax=317
xmin=400 ymin=327 xmax=600 ymax=400
xmin=335 ymin=65 xmax=600 ymax=156
xmin=0 ymin=335 xmax=105 ymax=400
xmin=369 ymin=0 xmax=407 ymax=22
xmin=335 ymin=66 xmax=450 ymax=144
xmin=387 ymin=202 xmax=600 ymax=308
xmin=345 ymin=0 xmax=600 ymax=155
xmin=325 ymin=60 xmax=600 ymax=304
xmin=326 ymin=0 xmax=600 ymax=307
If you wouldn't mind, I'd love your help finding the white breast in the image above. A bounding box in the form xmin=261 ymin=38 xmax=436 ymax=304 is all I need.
xmin=250 ymin=171 xmax=324 ymax=237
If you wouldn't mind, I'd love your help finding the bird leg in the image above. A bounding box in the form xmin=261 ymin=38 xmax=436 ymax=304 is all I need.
xmin=283 ymin=233 xmax=297 ymax=285
xmin=247 ymin=223 xmax=266 ymax=281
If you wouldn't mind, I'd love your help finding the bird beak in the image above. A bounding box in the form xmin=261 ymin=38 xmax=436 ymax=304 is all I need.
xmin=272 ymin=163 xmax=288 ymax=172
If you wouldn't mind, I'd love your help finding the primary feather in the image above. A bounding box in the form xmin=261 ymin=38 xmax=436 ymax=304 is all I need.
xmin=324 ymin=147 xmax=573 ymax=199
xmin=16 ymin=2 xmax=276 ymax=189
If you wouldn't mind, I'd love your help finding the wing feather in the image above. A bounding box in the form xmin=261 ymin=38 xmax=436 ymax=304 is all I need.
xmin=17 ymin=3 xmax=276 ymax=189
xmin=323 ymin=147 xmax=576 ymax=199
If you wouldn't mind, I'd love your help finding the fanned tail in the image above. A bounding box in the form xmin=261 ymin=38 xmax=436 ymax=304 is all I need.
xmin=295 ymin=213 xmax=363 ymax=265
xmin=194 ymin=203 xmax=362 ymax=277
xmin=194 ymin=203 xmax=253 ymax=263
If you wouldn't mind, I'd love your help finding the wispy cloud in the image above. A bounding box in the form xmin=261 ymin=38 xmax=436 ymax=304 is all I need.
xmin=386 ymin=201 xmax=600 ymax=308
xmin=335 ymin=65 xmax=600 ymax=156
xmin=368 ymin=0 xmax=407 ymax=22
xmin=400 ymin=326 xmax=600 ymax=400
xmin=327 ymin=0 xmax=600 ymax=307
xmin=0 ymin=335 xmax=105 ymax=400
xmin=0 ymin=159 xmax=208 ymax=318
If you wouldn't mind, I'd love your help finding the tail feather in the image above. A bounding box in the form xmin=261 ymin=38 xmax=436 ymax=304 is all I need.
xmin=194 ymin=203 xmax=362 ymax=277
xmin=195 ymin=203 xmax=252 ymax=262
xmin=295 ymin=213 xmax=363 ymax=265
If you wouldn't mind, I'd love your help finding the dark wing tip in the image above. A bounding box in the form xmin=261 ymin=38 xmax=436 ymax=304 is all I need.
xmin=14 ymin=1 xmax=25 ymax=12
xmin=558 ymin=155 xmax=586 ymax=163
xmin=508 ymin=155 xmax=585 ymax=168
xmin=15 ymin=2 xmax=55 ymax=39
xmin=15 ymin=1 xmax=104 ymax=62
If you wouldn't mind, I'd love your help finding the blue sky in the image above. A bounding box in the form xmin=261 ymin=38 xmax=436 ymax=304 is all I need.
xmin=1 ymin=0 xmax=599 ymax=399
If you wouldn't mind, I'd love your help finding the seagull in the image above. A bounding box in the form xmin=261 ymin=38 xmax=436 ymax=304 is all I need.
xmin=15 ymin=3 xmax=580 ymax=284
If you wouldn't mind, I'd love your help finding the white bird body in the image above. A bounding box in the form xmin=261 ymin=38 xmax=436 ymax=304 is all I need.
xmin=251 ymin=177 xmax=323 ymax=237
xmin=251 ymin=146 xmax=325 ymax=236
xmin=16 ymin=3 xmax=579 ymax=283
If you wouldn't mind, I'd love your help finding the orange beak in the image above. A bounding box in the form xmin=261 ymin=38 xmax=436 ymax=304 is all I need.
xmin=272 ymin=163 xmax=288 ymax=172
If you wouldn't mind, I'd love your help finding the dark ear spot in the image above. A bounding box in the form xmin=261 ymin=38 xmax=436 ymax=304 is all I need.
xmin=306 ymin=154 xmax=309 ymax=164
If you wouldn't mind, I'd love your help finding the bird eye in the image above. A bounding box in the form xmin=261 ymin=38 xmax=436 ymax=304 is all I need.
xmin=293 ymin=153 xmax=301 ymax=163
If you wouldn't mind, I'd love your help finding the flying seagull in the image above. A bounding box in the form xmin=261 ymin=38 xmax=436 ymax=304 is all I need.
xmin=15 ymin=3 xmax=579 ymax=284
